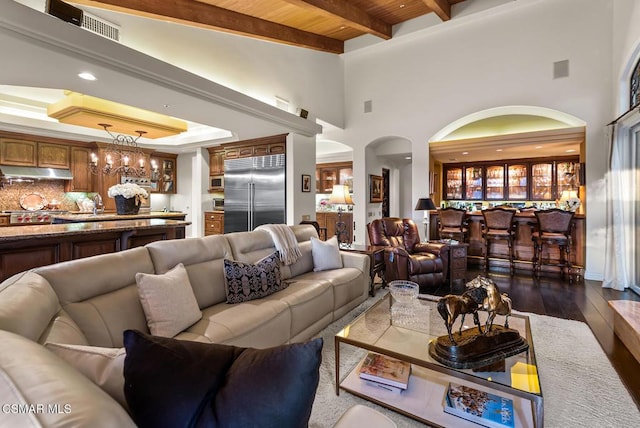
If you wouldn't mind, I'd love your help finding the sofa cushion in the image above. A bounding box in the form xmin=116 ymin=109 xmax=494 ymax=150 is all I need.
xmin=146 ymin=235 xmax=232 ymax=308
xmin=223 ymin=252 xmax=286 ymax=304
xmin=0 ymin=330 xmax=135 ymax=427
xmin=123 ymin=329 xmax=322 ymax=428
xmin=135 ymin=263 xmax=202 ymax=337
xmin=45 ymin=342 xmax=127 ymax=409
xmin=311 ymin=236 xmax=343 ymax=271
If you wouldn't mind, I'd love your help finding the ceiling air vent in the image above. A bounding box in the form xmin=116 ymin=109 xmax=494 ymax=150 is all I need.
xmin=82 ymin=12 xmax=120 ymax=42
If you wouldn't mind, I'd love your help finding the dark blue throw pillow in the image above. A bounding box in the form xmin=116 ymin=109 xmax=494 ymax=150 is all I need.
xmin=123 ymin=330 xmax=323 ymax=428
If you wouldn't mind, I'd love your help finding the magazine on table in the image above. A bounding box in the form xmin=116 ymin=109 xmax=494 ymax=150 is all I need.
xmin=444 ymin=382 xmax=515 ymax=428
xmin=358 ymin=352 xmax=411 ymax=390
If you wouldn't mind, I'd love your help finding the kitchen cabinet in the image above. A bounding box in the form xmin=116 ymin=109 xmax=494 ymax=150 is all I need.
xmin=444 ymin=167 xmax=463 ymax=200
xmin=0 ymin=139 xmax=36 ymax=166
xmin=66 ymin=146 xmax=94 ymax=192
xmin=150 ymin=153 xmax=177 ymax=194
xmin=209 ymin=148 xmax=225 ymax=176
xmin=204 ymin=211 xmax=224 ymax=236
xmin=37 ymin=142 xmax=69 ymax=169
xmin=316 ymin=162 xmax=353 ymax=193
xmin=316 ymin=211 xmax=353 ymax=243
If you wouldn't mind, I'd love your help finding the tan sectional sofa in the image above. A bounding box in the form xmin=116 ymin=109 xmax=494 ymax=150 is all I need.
xmin=0 ymin=224 xmax=370 ymax=427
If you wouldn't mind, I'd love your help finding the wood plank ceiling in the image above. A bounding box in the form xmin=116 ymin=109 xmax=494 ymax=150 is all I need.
xmin=72 ymin=0 xmax=466 ymax=54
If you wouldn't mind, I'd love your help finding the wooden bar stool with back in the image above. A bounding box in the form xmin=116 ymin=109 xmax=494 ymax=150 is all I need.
xmin=437 ymin=207 xmax=468 ymax=242
xmin=531 ymin=208 xmax=575 ymax=282
xmin=481 ymin=207 xmax=517 ymax=275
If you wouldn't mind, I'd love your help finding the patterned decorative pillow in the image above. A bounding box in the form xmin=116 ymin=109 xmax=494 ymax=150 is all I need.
xmin=223 ymin=252 xmax=286 ymax=304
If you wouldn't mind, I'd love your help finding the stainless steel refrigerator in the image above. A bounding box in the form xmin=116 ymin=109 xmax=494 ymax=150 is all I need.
xmin=224 ymin=154 xmax=286 ymax=233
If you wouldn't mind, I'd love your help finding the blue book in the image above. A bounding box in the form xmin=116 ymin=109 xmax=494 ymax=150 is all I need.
xmin=444 ymin=382 xmax=515 ymax=428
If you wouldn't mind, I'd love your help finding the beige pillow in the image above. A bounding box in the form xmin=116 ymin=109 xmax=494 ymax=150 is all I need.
xmin=310 ymin=236 xmax=343 ymax=272
xmin=45 ymin=342 xmax=127 ymax=410
xmin=135 ymin=263 xmax=202 ymax=338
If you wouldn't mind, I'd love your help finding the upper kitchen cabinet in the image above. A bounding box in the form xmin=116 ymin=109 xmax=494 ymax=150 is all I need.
xmin=209 ymin=147 xmax=225 ymax=176
xmin=0 ymin=138 xmax=69 ymax=169
xmin=37 ymin=143 xmax=69 ymax=169
xmin=0 ymin=139 xmax=37 ymax=166
xmin=150 ymin=153 xmax=177 ymax=194
xmin=65 ymin=146 xmax=94 ymax=192
xmin=316 ymin=162 xmax=353 ymax=193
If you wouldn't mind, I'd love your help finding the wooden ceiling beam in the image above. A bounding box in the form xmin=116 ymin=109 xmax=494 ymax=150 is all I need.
xmin=281 ymin=0 xmax=392 ymax=40
xmin=72 ymin=0 xmax=344 ymax=54
xmin=422 ymin=0 xmax=452 ymax=21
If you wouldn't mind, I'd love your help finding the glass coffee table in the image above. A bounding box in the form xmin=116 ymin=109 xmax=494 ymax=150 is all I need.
xmin=335 ymin=293 xmax=543 ymax=427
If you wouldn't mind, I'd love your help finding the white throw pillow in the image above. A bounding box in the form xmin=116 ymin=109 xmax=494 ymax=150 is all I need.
xmin=310 ymin=236 xmax=343 ymax=272
xmin=45 ymin=343 xmax=127 ymax=409
xmin=135 ymin=263 xmax=202 ymax=338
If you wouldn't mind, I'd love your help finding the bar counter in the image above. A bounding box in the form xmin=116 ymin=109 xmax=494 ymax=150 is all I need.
xmin=0 ymin=219 xmax=190 ymax=282
xmin=429 ymin=210 xmax=585 ymax=275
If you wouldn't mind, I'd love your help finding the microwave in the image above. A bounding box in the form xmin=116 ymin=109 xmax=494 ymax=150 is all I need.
xmin=210 ymin=175 xmax=224 ymax=190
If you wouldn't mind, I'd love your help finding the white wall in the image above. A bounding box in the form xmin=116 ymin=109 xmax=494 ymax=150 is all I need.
xmin=286 ymin=133 xmax=316 ymax=225
xmin=613 ymin=0 xmax=640 ymax=114
xmin=338 ymin=0 xmax=613 ymax=279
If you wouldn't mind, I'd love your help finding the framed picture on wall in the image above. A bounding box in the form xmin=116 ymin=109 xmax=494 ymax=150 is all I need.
xmin=369 ymin=174 xmax=383 ymax=203
xmin=302 ymin=174 xmax=311 ymax=192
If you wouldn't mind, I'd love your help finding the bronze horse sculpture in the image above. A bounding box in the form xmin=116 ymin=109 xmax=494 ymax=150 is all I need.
xmin=466 ymin=276 xmax=512 ymax=331
xmin=436 ymin=286 xmax=488 ymax=344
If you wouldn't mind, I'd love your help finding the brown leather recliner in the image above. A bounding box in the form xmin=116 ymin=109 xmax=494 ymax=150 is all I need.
xmin=367 ymin=217 xmax=448 ymax=292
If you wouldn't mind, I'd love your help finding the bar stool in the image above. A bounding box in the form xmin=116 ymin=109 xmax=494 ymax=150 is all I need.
xmin=481 ymin=207 xmax=516 ymax=275
xmin=438 ymin=207 xmax=468 ymax=242
xmin=531 ymin=209 xmax=575 ymax=282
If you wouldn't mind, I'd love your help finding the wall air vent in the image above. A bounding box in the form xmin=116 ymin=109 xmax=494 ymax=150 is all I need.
xmin=82 ymin=12 xmax=120 ymax=42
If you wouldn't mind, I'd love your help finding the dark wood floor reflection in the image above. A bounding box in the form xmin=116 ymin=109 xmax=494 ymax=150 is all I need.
xmin=425 ymin=267 xmax=640 ymax=408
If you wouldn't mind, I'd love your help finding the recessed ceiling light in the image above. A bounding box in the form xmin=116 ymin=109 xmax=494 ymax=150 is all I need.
xmin=496 ymin=149 xmax=503 ymax=152
xmin=462 ymin=151 xmax=469 ymax=155
xmin=535 ymin=146 xmax=543 ymax=149
xmin=399 ymin=4 xmax=405 ymax=8
xmin=78 ymin=72 xmax=97 ymax=81
xmin=566 ymin=149 xmax=576 ymax=153
xmin=405 ymin=156 xmax=411 ymax=160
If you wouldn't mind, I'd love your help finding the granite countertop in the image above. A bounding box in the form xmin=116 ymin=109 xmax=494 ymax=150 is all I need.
xmin=0 ymin=219 xmax=191 ymax=241
xmin=53 ymin=211 xmax=187 ymax=222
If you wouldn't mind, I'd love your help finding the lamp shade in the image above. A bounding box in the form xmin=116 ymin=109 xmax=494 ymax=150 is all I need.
xmin=328 ymin=185 xmax=353 ymax=205
xmin=415 ymin=198 xmax=436 ymax=210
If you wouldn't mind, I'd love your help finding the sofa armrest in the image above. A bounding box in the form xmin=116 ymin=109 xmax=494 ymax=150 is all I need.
xmin=340 ymin=251 xmax=370 ymax=275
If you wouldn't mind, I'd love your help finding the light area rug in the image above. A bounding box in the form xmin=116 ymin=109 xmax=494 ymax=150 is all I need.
xmin=308 ymin=293 xmax=640 ymax=428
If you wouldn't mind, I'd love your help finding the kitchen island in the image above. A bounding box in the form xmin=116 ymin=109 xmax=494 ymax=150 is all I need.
xmin=0 ymin=219 xmax=190 ymax=282
xmin=51 ymin=211 xmax=187 ymax=223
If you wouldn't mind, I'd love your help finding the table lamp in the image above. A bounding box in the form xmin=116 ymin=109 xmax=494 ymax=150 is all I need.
xmin=415 ymin=198 xmax=437 ymax=241
xmin=328 ymin=184 xmax=354 ymax=246
xmin=559 ymin=190 xmax=580 ymax=211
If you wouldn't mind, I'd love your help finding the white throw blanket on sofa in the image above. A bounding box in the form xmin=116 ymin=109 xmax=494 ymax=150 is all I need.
xmin=255 ymin=224 xmax=302 ymax=265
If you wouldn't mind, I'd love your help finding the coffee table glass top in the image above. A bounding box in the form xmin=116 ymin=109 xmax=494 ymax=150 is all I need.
xmin=336 ymin=293 xmax=541 ymax=395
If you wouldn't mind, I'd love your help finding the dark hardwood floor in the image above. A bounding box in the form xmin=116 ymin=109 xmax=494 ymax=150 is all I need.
xmin=425 ymin=267 xmax=640 ymax=408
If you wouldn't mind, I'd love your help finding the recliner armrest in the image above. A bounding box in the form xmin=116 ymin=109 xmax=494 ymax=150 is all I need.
xmin=413 ymin=242 xmax=446 ymax=256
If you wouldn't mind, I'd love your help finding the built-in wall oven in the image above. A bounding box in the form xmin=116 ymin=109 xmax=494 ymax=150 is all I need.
xmin=121 ymin=176 xmax=152 ymax=212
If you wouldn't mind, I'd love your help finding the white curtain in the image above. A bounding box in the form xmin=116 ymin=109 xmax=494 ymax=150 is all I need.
xmin=603 ymin=109 xmax=640 ymax=292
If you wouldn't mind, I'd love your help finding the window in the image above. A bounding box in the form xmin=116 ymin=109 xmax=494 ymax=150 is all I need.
xmin=631 ymin=57 xmax=640 ymax=109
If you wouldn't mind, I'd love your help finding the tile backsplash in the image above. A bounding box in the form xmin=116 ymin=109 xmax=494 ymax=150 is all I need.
xmin=0 ymin=181 xmax=87 ymax=211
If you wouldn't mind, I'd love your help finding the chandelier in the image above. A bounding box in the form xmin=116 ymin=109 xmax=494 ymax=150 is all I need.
xmin=89 ymin=124 xmax=147 ymax=177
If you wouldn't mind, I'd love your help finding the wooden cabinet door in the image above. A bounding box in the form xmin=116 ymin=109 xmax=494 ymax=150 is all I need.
xmin=67 ymin=147 xmax=93 ymax=192
xmin=209 ymin=149 xmax=225 ymax=175
xmin=38 ymin=143 xmax=70 ymax=169
xmin=151 ymin=155 xmax=177 ymax=194
xmin=204 ymin=211 xmax=224 ymax=235
xmin=238 ymin=146 xmax=254 ymax=158
xmin=253 ymin=143 xmax=270 ymax=157
xmin=0 ymin=139 xmax=37 ymax=166
xmin=268 ymin=142 xmax=286 ymax=154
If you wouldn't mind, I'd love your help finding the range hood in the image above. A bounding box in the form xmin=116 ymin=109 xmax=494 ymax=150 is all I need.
xmin=0 ymin=166 xmax=73 ymax=180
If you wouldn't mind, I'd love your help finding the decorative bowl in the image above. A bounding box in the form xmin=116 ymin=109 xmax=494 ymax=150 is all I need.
xmin=389 ymin=280 xmax=419 ymax=304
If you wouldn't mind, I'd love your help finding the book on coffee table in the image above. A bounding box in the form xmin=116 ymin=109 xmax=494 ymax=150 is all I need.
xmin=358 ymin=352 xmax=411 ymax=390
xmin=444 ymin=382 xmax=515 ymax=428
